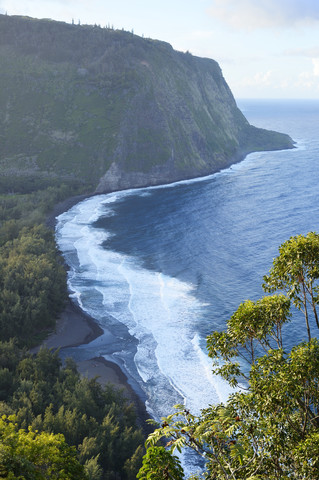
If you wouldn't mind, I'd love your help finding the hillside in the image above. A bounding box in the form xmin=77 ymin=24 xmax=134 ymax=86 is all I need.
xmin=0 ymin=14 xmax=294 ymax=193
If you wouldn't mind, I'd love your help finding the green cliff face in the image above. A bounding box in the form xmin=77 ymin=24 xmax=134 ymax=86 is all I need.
xmin=0 ymin=15 xmax=294 ymax=193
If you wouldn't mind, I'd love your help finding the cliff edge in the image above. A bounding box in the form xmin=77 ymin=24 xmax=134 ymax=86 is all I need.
xmin=0 ymin=15 xmax=294 ymax=193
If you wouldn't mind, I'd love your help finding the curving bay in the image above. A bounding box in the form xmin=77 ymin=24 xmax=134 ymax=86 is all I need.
xmin=56 ymin=99 xmax=319 ymax=420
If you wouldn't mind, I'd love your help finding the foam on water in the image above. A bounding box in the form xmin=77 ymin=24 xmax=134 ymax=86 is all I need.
xmin=57 ymin=99 xmax=319 ymax=423
xmin=56 ymin=189 xmax=234 ymax=418
xmin=56 ymin=138 xmax=314 ymax=420
xmin=56 ymin=147 xmax=304 ymax=419
xmin=55 ymin=99 xmax=319 ymax=477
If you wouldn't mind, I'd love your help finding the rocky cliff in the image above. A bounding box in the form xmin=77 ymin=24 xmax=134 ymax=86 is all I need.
xmin=0 ymin=14 xmax=294 ymax=193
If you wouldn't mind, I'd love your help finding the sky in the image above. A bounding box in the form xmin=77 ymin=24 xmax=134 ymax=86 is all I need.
xmin=1 ymin=0 xmax=319 ymax=99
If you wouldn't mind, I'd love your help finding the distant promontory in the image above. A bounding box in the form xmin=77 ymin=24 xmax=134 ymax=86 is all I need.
xmin=0 ymin=14 xmax=294 ymax=193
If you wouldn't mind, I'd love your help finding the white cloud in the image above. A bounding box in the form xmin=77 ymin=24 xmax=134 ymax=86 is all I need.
xmin=208 ymin=0 xmax=319 ymax=30
xmin=312 ymin=58 xmax=319 ymax=76
xmin=297 ymin=59 xmax=319 ymax=80
xmin=240 ymin=70 xmax=272 ymax=87
xmin=279 ymin=80 xmax=289 ymax=89
xmin=296 ymin=75 xmax=314 ymax=88
xmin=295 ymin=59 xmax=319 ymax=89
xmin=284 ymin=47 xmax=319 ymax=57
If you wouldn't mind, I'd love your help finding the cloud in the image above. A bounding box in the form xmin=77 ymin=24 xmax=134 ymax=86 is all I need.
xmin=296 ymin=72 xmax=315 ymax=88
xmin=312 ymin=59 xmax=319 ymax=76
xmin=299 ymin=59 xmax=319 ymax=79
xmin=284 ymin=47 xmax=319 ymax=58
xmin=294 ymin=58 xmax=319 ymax=89
xmin=208 ymin=0 xmax=319 ymax=30
xmin=240 ymin=70 xmax=272 ymax=87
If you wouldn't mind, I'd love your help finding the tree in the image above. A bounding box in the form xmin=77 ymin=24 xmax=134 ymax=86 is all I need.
xmin=137 ymin=446 xmax=184 ymax=480
xmin=263 ymin=231 xmax=319 ymax=340
xmin=0 ymin=345 xmax=145 ymax=479
xmin=139 ymin=233 xmax=319 ymax=479
xmin=0 ymin=225 xmax=67 ymax=344
xmin=0 ymin=415 xmax=86 ymax=479
xmin=207 ymin=294 xmax=291 ymax=387
xmin=145 ymin=339 xmax=319 ymax=479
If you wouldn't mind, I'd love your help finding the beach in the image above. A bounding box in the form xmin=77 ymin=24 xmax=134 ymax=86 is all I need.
xmin=39 ymin=297 xmax=150 ymax=430
xmin=43 ymin=193 xmax=151 ymax=431
xmin=40 ymin=298 xmax=132 ymax=392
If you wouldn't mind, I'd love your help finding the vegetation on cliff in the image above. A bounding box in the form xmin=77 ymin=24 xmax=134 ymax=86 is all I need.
xmin=0 ymin=14 xmax=294 ymax=193
xmin=0 ymin=181 xmax=87 ymax=346
xmin=0 ymin=224 xmax=66 ymax=344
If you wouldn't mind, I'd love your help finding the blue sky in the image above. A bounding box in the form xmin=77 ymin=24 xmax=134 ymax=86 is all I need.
xmin=1 ymin=0 xmax=319 ymax=99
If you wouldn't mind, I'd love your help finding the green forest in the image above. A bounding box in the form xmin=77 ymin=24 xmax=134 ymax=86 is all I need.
xmin=0 ymin=181 xmax=80 ymax=345
xmin=0 ymin=344 xmax=144 ymax=479
xmin=0 ymin=181 xmax=145 ymax=479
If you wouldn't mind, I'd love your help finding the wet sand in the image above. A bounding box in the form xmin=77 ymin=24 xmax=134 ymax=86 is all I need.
xmin=41 ymin=300 xmax=103 ymax=349
xmin=43 ymin=193 xmax=151 ymax=430
xmin=38 ymin=297 xmax=150 ymax=431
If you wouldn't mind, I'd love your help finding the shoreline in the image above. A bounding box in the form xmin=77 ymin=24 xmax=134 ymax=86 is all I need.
xmin=46 ymin=192 xmax=95 ymax=229
xmin=35 ymin=298 xmax=104 ymax=350
xmin=45 ymin=150 xmax=295 ymax=424
xmin=44 ymin=166 xmax=250 ymax=426
xmin=44 ymin=145 xmax=295 ymax=429
xmin=38 ymin=296 xmax=151 ymax=430
xmin=43 ymin=192 xmax=152 ymax=430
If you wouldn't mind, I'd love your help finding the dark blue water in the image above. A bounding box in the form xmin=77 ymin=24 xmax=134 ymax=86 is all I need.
xmin=56 ymin=99 xmax=319 ymax=421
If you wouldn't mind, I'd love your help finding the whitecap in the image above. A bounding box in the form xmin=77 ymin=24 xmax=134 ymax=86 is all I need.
xmin=56 ymin=194 xmax=234 ymax=419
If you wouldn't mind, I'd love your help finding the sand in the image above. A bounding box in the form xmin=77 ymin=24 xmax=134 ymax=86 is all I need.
xmin=42 ymin=299 xmax=151 ymax=430
xmin=39 ymin=299 xmax=135 ymax=391
xmin=41 ymin=300 xmax=103 ymax=348
xmin=40 ymin=193 xmax=151 ymax=431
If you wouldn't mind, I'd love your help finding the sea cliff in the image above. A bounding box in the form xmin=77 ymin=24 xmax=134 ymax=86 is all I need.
xmin=0 ymin=14 xmax=293 ymax=194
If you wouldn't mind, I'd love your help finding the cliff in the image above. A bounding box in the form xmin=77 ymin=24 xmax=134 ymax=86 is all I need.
xmin=0 ymin=14 xmax=294 ymax=193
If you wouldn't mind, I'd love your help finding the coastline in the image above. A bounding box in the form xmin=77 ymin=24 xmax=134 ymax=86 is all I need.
xmin=38 ymin=296 xmax=151 ymax=430
xmin=35 ymin=298 xmax=104 ymax=350
xmin=43 ymin=141 xmax=295 ymax=430
xmin=46 ymin=192 xmax=95 ymax=229
xmin=44 ymin=166 xmax=254 ymax=425
xmin=44 ymin=193 xmax=151 ymax=430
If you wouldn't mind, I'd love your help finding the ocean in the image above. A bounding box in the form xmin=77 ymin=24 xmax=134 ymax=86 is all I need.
xmin=56 ymin=99 xmax=319 ymax=421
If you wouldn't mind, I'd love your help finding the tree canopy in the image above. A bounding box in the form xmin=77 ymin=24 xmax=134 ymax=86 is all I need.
xmin=0 ymin=178 xmax=147 ymax=479
xmin=0 ymin=415 xmax=85 ymax=480
xmin=263 ymin=231 xmax=319 ymax=339
xmin=0 ymin=343 xmax=144 ymax=479
xmin=0 ymin=182 xmax=86 ymax=346
xmin=0 ymin=225 xmax=67 ymax=344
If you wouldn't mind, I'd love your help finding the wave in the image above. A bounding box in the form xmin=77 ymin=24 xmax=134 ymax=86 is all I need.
xmin=55 ymin=103 xmax=315 ymax=420
xmin=56 ymin=192 xmax=233 ymax=418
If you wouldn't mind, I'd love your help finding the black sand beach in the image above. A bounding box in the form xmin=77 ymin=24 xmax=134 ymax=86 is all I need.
xmin=42 ymin=193 xmax=151 ymax=431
